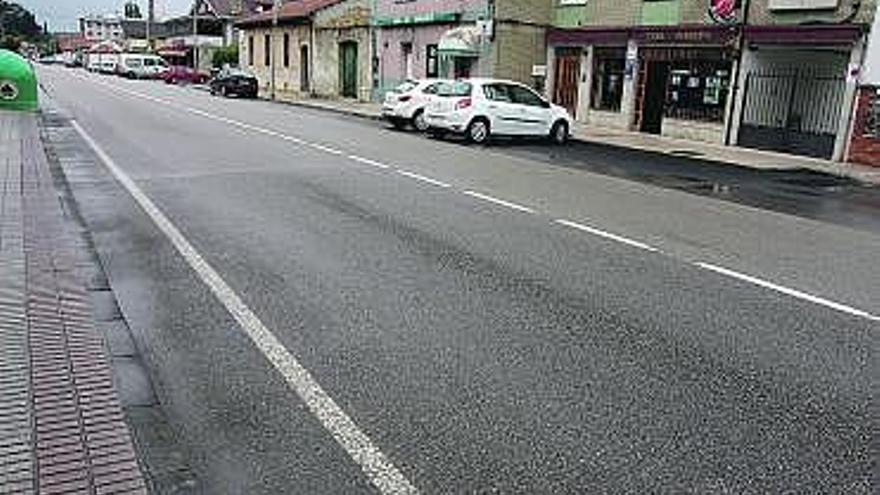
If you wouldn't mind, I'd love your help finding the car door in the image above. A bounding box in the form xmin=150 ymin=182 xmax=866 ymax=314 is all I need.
xmin=481 ymin=84 xmax=520 ymax=135
xmin=508 ymin=84 xmax=553 ymax=136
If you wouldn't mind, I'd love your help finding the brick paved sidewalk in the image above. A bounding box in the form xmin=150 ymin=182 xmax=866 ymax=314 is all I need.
xmin=0 ymin=111 xmax=147 ymax=494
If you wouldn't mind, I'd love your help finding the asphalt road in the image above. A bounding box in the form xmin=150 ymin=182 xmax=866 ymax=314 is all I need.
xmin=38 ymin=66 xmax=877 ymax=494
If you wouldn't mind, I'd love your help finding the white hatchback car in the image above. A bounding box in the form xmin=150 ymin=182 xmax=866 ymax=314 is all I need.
xmin=425 ymin=79 xmax=572 ymax=145
xmin=382 ymin=79 xmax=446 ymax=132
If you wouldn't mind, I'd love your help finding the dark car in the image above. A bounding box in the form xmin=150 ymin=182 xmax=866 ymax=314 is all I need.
xmin=163 ymin=65 xmax=209 ymax=85
xmin=209 ymin=69 xmax=259 ymax=98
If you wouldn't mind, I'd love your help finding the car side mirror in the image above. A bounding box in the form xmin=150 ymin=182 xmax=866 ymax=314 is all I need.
xmin=541 ymin=100 xmax=551 ymax=109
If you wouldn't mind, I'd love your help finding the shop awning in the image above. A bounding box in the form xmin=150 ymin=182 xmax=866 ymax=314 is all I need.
xmin=745 ymin=25 xmax=865 ymax=46
xmin=438 ymin=26 xmax=481 ymax=57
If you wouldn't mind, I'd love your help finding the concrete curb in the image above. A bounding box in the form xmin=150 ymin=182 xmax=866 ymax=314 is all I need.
xmin=262 ymin=97 xmax=880 ymax=185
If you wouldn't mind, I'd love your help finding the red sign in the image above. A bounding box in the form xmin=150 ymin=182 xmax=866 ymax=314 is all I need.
xmin=709 ymin=0 xmax=738 ymax=24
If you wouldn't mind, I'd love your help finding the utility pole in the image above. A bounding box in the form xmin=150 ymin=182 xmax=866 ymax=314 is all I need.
xmin=270 ymin=0 xmax=280 ymax=100
xmin=147 ymin=0 xmax=154 ymax=52
xmin=192 ymin=0 xmax=199 ymax=70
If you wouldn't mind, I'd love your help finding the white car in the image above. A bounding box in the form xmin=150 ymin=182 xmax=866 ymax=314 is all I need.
xmin=382 ymin=79 xmax=446 ymax=132
xmin=425 ymin=78 xmax=572 ymax=145
xmin=118 ymin=54 xmax=168 ymax=79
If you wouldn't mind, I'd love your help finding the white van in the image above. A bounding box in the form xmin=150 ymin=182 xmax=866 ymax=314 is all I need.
xmin=118 ymin=54 xmax=168 ymax=79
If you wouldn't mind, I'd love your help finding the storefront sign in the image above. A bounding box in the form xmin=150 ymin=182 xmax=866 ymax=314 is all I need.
xmin=373 ymin=12 xmax=458 ymax=27
xmin=635 ymin=27 xmax=735 ymax=46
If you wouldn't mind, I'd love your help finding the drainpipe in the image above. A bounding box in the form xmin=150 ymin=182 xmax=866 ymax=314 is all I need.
xmin=724 ymin=0 xmax=750 ymax=146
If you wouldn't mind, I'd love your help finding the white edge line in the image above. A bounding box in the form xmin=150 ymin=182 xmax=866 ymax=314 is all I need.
xmin=696 ymin=262 xmax=879 ymax=321
xmin=554 ymin=219 xmax=659 ymax=252
xmin=462 ymin=190 xmax=535 ymax=214
xmin=396 ymin=170 xmax=452 ymax=188
xmin=70 ymin=120 xmax=420 ymax=495
xmin=347 ymin=155 xmax=390 ymax=169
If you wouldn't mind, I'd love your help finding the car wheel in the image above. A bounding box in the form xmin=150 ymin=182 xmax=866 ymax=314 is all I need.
xmin=466 ymin=119 xmax=490 ymax=145
xmin=550 ymin=121 xmax=569 ymax=145
xmin=411 ymin=110 xmax=428 ymax=132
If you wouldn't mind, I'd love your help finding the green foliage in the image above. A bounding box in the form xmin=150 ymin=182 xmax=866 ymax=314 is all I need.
xmin=0 ymin=1 xmax=46 ymax=51
xmin=212 ymin=44 xmax=239 ymax=68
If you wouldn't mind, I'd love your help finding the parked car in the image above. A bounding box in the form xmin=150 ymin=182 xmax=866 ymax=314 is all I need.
xmin=425 ymin=79 xmax=572 ymax=145
xmin=118 ymin=54 xmax=168 ymax=79
xmin=98 ymin=59 xmax=118 ymax=74
xmin=209 ymin=68 xmax=259 ymax=98
xmin=163 ymin=65 xmax=209 ymax=85
xmin=382 ymin=79 xmax=446 ymax=132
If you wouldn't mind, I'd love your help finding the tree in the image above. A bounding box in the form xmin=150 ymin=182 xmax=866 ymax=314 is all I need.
xmin=124 ymin=1 xmax=143 ymax=19
xmin=212 ymin=44 xmax=239 ymax=68
xmin=0 ymin=1 xmax=45 ymax=51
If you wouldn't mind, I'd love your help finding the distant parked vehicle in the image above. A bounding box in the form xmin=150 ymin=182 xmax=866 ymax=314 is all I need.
xmin=98 ymin=59 xmax=118 ymax=74
xmin=162 ymin=65 xmax=209 ymax=85
xmin=209 ymin=68 xmax=258 ymax=98
xmin=382 ymin=79 xmax=446 ymax=132
xmin=118 ymin=54 xmax=168 ymax=79
xmin=425 ymin=78 xmax=572 ymax=145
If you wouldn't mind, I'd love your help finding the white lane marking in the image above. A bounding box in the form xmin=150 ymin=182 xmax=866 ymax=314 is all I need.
xmin=696 ymin=262 xmax=880 ymax=322
xmin=554 ymin=219 xmax=659 ymax=252
xmin=462 ymin=191 xmax=535 ymax=214
xmin=347 ymin=155 xmax=391 ymax=169
xmin=396 ymin=170 xmax=452 ymax=189
xmin=71 ymin=120 xmax=420 ymax=495
xmin=310 ymin=143 xmax=344 ymax=155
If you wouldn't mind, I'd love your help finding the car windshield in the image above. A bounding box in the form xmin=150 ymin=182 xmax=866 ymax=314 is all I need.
xmin=393 ymin=80 xmax=419 ymax=93
xmin=436 ymin=81 xmax=472 ymax=97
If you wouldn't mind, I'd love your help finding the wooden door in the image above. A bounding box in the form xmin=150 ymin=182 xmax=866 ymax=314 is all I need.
xmin=554 ymin=54 xmax=580 ymax=118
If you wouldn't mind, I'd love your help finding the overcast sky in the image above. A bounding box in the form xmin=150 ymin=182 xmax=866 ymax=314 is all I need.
xmin=19 ymin=0 xmax=192 ymax=31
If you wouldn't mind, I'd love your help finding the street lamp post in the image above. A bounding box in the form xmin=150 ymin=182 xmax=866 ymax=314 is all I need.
xmin=270 ymin=0 xmax=280 ymax=100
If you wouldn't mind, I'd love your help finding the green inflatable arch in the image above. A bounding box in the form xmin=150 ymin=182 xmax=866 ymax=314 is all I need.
xmin=0 ymin=50 xmax=37 ymax=111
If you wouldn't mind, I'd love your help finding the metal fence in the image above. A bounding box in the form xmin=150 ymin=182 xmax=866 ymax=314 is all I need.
xmin=739 ymin=71 xmax=845 ymax=159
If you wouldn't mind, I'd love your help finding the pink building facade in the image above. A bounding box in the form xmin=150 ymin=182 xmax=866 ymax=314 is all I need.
xmin=373 ymin=0 xmax=491 ymax=96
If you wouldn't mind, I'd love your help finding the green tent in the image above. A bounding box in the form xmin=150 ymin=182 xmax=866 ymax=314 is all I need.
xmin=0 ymin=50 xmax=37 ymax=111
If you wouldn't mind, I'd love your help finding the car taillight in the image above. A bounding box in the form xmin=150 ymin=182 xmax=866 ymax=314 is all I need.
xmin=455 ymin=98 xmax=472 ymax=110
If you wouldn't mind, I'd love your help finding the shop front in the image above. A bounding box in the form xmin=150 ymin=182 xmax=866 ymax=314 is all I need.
xmin=732 ymin=25 xmax=865 ymax=160
xmin=633 ymin=27 xmax=737 ymax=143
xmin=548 ymin=26 xmax=736 ymax=142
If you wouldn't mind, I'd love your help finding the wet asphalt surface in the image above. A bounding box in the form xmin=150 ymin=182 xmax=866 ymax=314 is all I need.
xmin=489 ymin=140 xmax=880 ymax=235
xmin=37 ymin=66 xmax=878 ymax=494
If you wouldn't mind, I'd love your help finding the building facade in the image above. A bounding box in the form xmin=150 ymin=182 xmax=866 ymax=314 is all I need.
xmin=237 ymin=0 xmax=374 ymax=101
xmin=373 ymin=0 xmax=553 ymax=97
xmin=79 ymin=14 xmax=124 ymax=42
xmin=547 ymin=0 xmax=876 ymax=161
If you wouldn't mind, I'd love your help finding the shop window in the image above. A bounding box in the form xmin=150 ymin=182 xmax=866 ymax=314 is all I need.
xmin=591 ymin=56 xmax=624 ymax=112
xmin=426 ymin=44 xmax=439 ymax=78
xmin=664 ymin=61 xmax=731 ymax=123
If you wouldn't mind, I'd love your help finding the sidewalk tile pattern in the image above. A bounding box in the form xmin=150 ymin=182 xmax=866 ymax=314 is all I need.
xmin=1 ymin=112 xmax=147 ymax=495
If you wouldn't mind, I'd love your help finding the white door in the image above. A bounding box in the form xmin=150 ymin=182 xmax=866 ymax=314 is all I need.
xmin=482 ymin=84 xmax=521 ymax=135
xmin=508 ymin=84 xmax=553 ymax=136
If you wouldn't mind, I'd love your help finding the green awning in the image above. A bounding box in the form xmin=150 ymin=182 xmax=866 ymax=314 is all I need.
xmin=438 ymin=26 xmax=481 ymax=57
